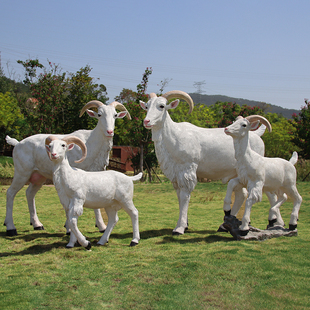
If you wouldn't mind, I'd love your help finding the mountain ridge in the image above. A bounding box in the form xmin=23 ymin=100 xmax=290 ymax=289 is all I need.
xmin=189 ymin=93 xmax=300 ymax=119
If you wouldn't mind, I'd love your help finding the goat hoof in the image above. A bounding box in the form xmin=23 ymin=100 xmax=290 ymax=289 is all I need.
xmin=217 ymin=224 xmax=228 ymax=232
xmin=130 ymin=241 xmax=138 ymax=247
xmin=289 ymin=224 xmax=297 ymax=231
xmin=66 ymin=232 xmax=71 ymax=235
xmin=6 ymin=229 xmax=17 ymax=236
xmin=224 ymin=210 xmax=231 ymax=216
xmin=172 ymin=231 xmax=182 ymax=236
xmin=85 ymin=242 xmax=92 ymax=250
xmin=99 ymin=229 xmax=106 ymax=233
xmin=34 ymin=226 xmax=44 ymax=231
xmin=267 ymin=218 xmax=277 ymax=229
xmin=238 ymin=229 xmax=249 ymax=236
xmin=65 ymin=245 xmax=74 ymax=249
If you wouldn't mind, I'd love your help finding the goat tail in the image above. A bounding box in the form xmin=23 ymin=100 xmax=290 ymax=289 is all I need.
xmin=5 ymin=135 xmax=19 ymax=147
xmin=130 ymin=172 xmax=143 ymax=182
xmin=289 ymin=151 xmax=298 ymax=166
xmin=253 ymin=124 xmax=266 ymax=137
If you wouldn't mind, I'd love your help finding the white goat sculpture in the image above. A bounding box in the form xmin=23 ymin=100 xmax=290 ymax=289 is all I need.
xmin=224 ymin=115 xmax=302 ymax=234
xmin=140 ymin=90 xmax=275 ymax=235
xmin=5 ymin=100 xmax=130 ymax=236
xmin=45 ymin=135 xmax=141 ymax=249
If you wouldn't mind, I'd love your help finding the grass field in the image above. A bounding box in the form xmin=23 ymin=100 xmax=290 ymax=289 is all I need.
xmin=0 ymin=181 xmax=309 ymax=309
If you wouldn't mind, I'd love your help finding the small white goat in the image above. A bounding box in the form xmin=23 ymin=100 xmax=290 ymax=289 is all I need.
xmin=140 ymin=90 xmax=278 ymax=235
xmin=45 ymin=135 xmax=142 ymax=249
xmin=5 ymin=100 xmax=130 ymax=236
xmin=224 ymin=115 xmax=302 ymax=234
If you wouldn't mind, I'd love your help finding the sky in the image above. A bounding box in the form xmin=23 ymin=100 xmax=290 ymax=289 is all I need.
xmin=1 ymin=0 xmax=309 ymax=110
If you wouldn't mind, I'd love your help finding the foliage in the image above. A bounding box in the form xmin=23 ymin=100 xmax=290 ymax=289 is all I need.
xmin=115 ymin=68 xmax=157 ymax=179
xmin=0 ymin=92 xmax=24 ymax=151
xmin=16 ymin=59 xmax=108 ymax=136
xmin=0 ymin=182 xmax=309 ymax=309
xmin=262 ymin=113 xmax=299 ymax=160
xmin=291 ymin=99 xmax=310 ymax=159
xmin=17 ymin=59 xmax=44 ymax=85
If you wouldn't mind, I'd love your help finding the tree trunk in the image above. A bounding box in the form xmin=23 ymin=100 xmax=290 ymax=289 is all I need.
xmin=139 ymin=143 xmax=144 ymax=175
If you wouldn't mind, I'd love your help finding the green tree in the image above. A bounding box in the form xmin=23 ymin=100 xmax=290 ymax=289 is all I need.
xmin=0 ymin=92 xmax=24 ymax=151
xmin=291 ymin=99 xmax=310 ymax=159
xmin=263 ymin=113 xmax=298 ymax=159
xmin=115 ymin=68 xmax=155 ymax=180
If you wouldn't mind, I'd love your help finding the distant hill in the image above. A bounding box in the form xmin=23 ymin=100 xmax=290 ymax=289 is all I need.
xmin=189 ymin=93 xmax=299 ymax=119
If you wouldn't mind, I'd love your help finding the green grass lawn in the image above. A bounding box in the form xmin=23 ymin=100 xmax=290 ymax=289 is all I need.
xmin=0 ymin=181 xmax=309 ymax=309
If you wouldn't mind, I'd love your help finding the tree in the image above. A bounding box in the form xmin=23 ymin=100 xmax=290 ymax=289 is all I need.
xmin=0 ymin=92 xmax=24 ymax=151
xmin=291 ymin=99 xmax=310 ymax=159
xmin=115 ymin=68 xmax=155 ymax=180
xmin=16 ymin=59 xmax=109 ymax=136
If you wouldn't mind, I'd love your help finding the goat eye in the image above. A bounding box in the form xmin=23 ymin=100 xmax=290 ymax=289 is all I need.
xmin=98 ymin=114 xmax=102 ymax=117
xmin=114 ymin=114 xmax=118 ymax=118
xmin=62 ymin=144 xmax=66 ymax=147
xmin=159 ymin=105 xmax=165 ymax=109
xmin=242 ymin=124 xmax=247 ymax=127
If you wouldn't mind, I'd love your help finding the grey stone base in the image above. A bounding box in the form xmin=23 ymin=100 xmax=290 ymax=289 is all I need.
xmin=220 ymin=215 xmax=298 ymax=241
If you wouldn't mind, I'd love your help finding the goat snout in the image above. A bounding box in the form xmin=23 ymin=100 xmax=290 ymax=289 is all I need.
xmin=107 ymin=130 xmax=114 ymax=136
xmin=144 ymin=119 xmax=151 ymax=128
xmin=51 ymin=153 xmax=58 ymax=159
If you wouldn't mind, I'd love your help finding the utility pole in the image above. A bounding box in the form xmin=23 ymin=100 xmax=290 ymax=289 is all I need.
xmin=193 ymin=80 xmax=206 ymax=103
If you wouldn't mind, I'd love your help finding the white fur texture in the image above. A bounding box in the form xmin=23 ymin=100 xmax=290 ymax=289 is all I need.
xmin=224 ymin=116 xmax=302 ymax=231
xmin=46 ymin=137 xmax=141 ymax=249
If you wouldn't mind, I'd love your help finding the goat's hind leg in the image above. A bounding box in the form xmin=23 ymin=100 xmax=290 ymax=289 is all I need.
xmin=121 ymin=201 xmax=140 ymax=246
xmin=287 ymin=186 xmax=302 ymax=230
xmin=26 ymin=181 xmax=45 ymax=230
xmin=266 ymin=192 xmax=286 ymax=228
xmin=5 ymin=174 xmax=30 ymax=236
xmin=97 ymin=207 xmax=119 ymax=246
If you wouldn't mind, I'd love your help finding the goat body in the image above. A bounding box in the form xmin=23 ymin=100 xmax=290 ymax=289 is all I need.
xmin=224 ymin=116 xmax=302 ymax=232
xmin=46 ymin=136 xmax=141 ymax=249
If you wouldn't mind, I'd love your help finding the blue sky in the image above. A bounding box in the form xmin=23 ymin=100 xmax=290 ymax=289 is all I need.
xmin=1 ymin=0 xmax=309 ymax=110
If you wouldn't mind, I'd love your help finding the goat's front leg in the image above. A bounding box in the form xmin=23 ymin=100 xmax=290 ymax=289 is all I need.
xmin=223 ymin=178 xmax=246 ymax=216
xmin=240 ymin=183 xmax=263 ymax=232
xmin=97 ymin=207 xmax=119 ymax=246
xmin=67 ymin=200 xmax=91 ymax=250
xmin=122 ymin=202 xmax=140 ymax=246
xmin=173 ymin=187 xmax=191 ymax=235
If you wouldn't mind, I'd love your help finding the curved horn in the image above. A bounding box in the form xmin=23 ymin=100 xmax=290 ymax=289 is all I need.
xmin=161 ymin=90 xmax=194 ymax=114
xmin=109 ymin=101 xmax=132 ymax=120
xmin=62 ymin=136 xmax=87 ymax=163
xmin=79 ymin=100 xmax=104 ymax=117
xmin=245 ymin=115 xmax=272 ymax=133
xmin=45 ymin=135 xmax=58 ymax=161
xmin=149 ymin=93 xmax=157 ymax=99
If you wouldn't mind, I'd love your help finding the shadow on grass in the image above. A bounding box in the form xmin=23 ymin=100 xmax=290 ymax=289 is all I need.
xmin=0 ymin=227 xmax=234 ymax=257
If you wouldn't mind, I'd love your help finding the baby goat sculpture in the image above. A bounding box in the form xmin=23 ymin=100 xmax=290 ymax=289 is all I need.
xmin=224 ymin=115 xmax=302 ymax=234
xmin=45 ymin=135 xmax=142 ymax=249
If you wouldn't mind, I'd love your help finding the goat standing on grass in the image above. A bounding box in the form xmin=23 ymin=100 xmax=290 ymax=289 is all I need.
xmin=5 ymin=100 xmax=130 ymax=236
xmin=140 ymin=90 xmax=278 ymax=235
xmin=45 ymin=135 xmax=142 ymax=249
xmin=224 ymin=115 xmax=302 ymax=234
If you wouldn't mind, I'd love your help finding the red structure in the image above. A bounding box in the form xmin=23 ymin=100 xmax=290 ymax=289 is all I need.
xmin=108 ymin=146 xmax=139 ymax=172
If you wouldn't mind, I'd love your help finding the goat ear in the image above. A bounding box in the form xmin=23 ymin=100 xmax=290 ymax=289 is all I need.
xmin=86 ymin=109 xmax=98 ymax=118
xmin=139 ymin=101 xmax=147 ymax=110
xmin=250 ymin=121 xmax=260 ymax=131
xmin=116 ymin=111 xmax=127 ymax=119
xmin=166 ymin=99 xmax=179 ymax=110
xmin=68 ymin=143 xmax=75 ymax=151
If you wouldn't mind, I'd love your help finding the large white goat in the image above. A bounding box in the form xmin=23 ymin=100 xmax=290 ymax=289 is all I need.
xmin=5 ymin=100 xmax=131 ymax=236
xmin=45 ymin=135 xmax=141 ymax=249
xmin=140 ymin=90 xmax=277 ymax=235
xmin=224 ymin=115 xmax=302 ymax=234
